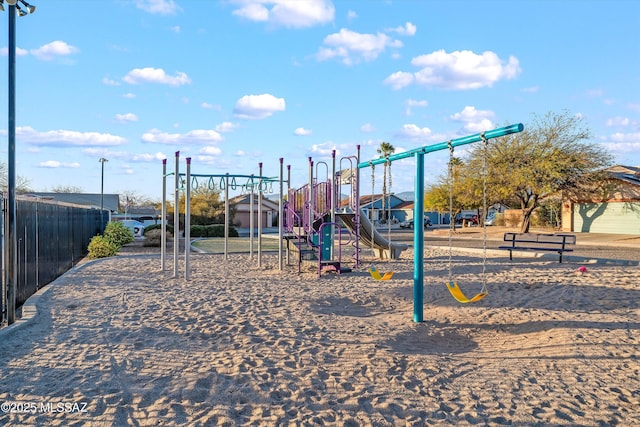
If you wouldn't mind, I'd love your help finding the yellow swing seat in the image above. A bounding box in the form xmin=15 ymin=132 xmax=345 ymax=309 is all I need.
xmin=446 ymin=281 xmax=488 ymax=303
xmin=369 ymin=266 xmax=394 ymax=281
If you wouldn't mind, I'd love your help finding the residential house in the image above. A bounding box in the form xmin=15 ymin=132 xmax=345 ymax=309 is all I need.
xmin=561 ymin=165 xmax=640 ymax=234
xmin=230 ymin=194 xmax=280 ymax=229
xmin=356 ymin=193 xmax=408 ymax=224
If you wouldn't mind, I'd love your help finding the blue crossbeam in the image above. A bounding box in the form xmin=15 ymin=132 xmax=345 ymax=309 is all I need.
xmin=358 ymin=123 xmax=523 ymax=168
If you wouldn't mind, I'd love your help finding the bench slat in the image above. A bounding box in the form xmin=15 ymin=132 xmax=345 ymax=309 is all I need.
xmin=500 ymin=232 xmax=576 ymax=263
xmin=498 ymin=246 xmax=574 ymax=252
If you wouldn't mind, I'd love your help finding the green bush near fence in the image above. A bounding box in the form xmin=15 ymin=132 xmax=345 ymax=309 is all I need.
xmin=88 ymin=222 xmax=135 ymax=258
xmin=104 ymin=221 xmax=135 ymax=247
xmin=88 ymin=235 xmax=120 ymax=258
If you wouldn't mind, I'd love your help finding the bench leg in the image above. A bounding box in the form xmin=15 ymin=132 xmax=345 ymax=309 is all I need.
xmin=559 ymin=252 xmax=562 ymax=263
xmin=509 ymin=250 xmax=513 ymax=261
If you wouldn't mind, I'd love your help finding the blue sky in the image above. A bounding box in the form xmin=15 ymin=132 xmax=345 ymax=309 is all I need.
xmin=1 ymin=0 xmax=638 ymax=202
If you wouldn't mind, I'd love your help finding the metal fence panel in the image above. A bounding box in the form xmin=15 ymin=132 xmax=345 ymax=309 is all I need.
xmin=2 ymin=196 xmax=108 ymax=318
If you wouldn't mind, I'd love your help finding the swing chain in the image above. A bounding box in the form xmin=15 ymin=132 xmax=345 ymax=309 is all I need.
xmin=481 ymin=134 xmax=488 ymax=292
xmin=370 ymin=162 xmax=376 ymax=257
xmin=447 ymin=141 xmax=454 ymax=282
xmin=386 ymin=158 xmax=392 ymax=254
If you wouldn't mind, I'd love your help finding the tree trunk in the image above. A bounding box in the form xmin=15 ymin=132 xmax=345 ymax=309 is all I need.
xmin=520 ymin=206 xmax=535 ymax=233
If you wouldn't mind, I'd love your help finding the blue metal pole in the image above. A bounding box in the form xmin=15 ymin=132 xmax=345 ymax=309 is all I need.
xmin=6 ymin=5 xmax=17 ymax=324
xmin=358 ymin=123 xmax=524 ymax=168
xmin=355 ymin=123 xmax=525 ymax=323
xmin=413 ymin=153 xmax=424 ymax=322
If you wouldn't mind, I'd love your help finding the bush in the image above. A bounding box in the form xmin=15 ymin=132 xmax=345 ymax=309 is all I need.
xmin=143 ymin=229 xmax=163 ymax=247
xmin=104 ymin=221 xmax=134 ymax=247
xmin=189 ymin=224 xmax=238 ymax=237
xmin=144 ymin=223 xmax=174 ymax=235
xmin=88 ymin=235 xmax=119 ymax=258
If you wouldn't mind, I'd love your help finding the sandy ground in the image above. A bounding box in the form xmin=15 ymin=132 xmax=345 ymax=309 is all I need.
xmin=0 ymin=246 xmax=638 ymax=426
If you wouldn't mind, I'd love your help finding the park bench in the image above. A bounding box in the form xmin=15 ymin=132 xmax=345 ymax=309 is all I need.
xmin=499 ymin=232 xmax=577 ymax=263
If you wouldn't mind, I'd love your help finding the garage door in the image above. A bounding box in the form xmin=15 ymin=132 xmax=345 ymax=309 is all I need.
xmin=573 ymin=202 xmax=640 ymax=234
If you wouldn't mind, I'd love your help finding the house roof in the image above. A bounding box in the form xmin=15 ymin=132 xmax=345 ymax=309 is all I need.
xmin=605 ymin=165 xmax=640 ymax=186
xmin=24 ymin=192 xmax=120 ymax=212
xmin=358 ymin=193 xmax=406 ymax=208
xmin=394 ymin=201 xmax=414 ymax=210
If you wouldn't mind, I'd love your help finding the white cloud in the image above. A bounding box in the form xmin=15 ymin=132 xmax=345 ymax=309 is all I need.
xmin=386 ymin=22 xmax=417 ymax=36
xmin=231 ymin=0 xmax=334 ymax=28
xmin=123 ymin=67 xmax=192 ymax=86
xmin=360 ymin=123 xmax=375 ymax=133
xmin=38 ymin=160 xmax=81 ymax=168
xmin=30 ymin=41 xmax=79 ymax=61
xmin=233 ymin=93 xmax=286 ymax=119
xmin=317 ymin=28 xmax=402 ymax=65
xmin=141 ymin=128 xmax=224 ymax=144
xmin=103 ymin=77 xmax=121 ymax=86
xmin=115 ymin=113 xmax=139 ymax=123
xmin=310 ymin=142 xmax=336 ymax=156
xmin=600 ymin=132 xmax=640 ymax=153
xmin=383 ymin=71 xmax=414 ymax=90
xmin=200 ymin=146 xmax=223 ymax=156
xmin=449 ymin=106 xmax=495 ymax=133
xmin=215 ymin=122 xmax=239 ymax=133
xmin=201 ymin=102 xmax=221 ymax=110
xmin=14 ymin=126 xmax=126 ymax=147
xmin=404 ymin=99 xmax=428 ymax=116
xmin=131 ymin=152 xmax=167 ymax=162
xmin=123 ymin=93 xmax=137 ymax=99
xmin=347 ymin=10 xmax=357 ymax=20
xmin=521 ymin=86 xmax=539 ymax=93
xmin=605 ymin=117 xmax=633 ymax=127
xmin=134 ymin=0 xmax=182 ymax=15
xmin=397 ymin=124 xmax=434 ymax=142
xmin=384 ymin=49 xmax=521 ymax=90
xmin=294 ymin=127 xmax=312 ymax=136
xmin=171 ymin=26 xmax=181 ymax=33
xmin=0 ymin=47 xmax=28 ymax=57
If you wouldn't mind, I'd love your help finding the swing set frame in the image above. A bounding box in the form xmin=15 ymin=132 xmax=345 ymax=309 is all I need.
xmin=357 ymin=123 xmax=524 ymax=322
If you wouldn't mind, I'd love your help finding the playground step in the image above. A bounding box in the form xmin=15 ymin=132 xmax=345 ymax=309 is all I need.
xmin=300 ymin=250 xmax=318 ymax=261
xmin=283 ymin=233 xmax=303 ymax=240
xmin=319 ymin=260 xmax=351 ymax=274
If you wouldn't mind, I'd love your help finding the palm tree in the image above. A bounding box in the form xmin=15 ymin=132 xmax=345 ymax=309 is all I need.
xmin=377 ymin=141 xmax=395 ymax=221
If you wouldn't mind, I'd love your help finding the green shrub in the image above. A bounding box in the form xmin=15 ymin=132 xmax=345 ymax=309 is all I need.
xmin=144 ymin=224 xmax=174 ymax=235
xmin=88 ymin=235 xmax=119 ymax=258
xmin=190 ymin=225 xmax=206 ymax=237
xmin=189 ymin=224 xmax=238 ymax=237
xmin=104 ymin=221 xmax=134 ymax=247
xmin=143 ymin=229 xmax=163 ymax=247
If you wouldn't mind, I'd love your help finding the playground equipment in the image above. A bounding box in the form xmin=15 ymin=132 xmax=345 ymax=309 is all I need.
xmin=444 ymin=137 xmax=489 ymax=303
xmin=283 ymin=154 xmax=352 ymax=277
xmin=369 ymin=265 xmax=394 ymax=281
xmin=367 ymin=159 xmax=400 ymax=280
xmin=160 ymin=123 xmax=523 ymax=322
xmin=357 ymin=123 xmax=524 ymax=322
xmin=161 ymin=152 xmax=287 ymax=280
